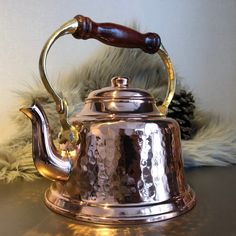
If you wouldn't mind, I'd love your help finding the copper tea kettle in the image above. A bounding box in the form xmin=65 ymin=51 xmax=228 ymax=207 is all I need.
xmin=21 ymin=15 xmax=195 ymax=224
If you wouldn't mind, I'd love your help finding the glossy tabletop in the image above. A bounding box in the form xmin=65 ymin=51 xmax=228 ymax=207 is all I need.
xmin=0 ymin=166 xmax=235 ymax=236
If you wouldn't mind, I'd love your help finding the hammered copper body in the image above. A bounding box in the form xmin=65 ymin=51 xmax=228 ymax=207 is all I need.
xmin=45 ymin=118 xmax=195 ymax=223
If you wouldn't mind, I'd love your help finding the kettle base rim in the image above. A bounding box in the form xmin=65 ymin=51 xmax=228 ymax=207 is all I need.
xmin=44 ymin=185 xmax=196 ymax=224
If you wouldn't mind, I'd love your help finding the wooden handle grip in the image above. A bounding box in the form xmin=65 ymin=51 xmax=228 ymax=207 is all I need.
xmin=73 ymin=15 xmax=161 ymax=54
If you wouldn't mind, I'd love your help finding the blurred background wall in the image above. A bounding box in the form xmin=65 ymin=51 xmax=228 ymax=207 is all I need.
xmin=1 ymin=0 xmax=236 ymax=143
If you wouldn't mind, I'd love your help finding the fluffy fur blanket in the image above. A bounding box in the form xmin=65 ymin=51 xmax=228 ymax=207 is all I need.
xmin=0 ymin=46 xmax=236 ymax=182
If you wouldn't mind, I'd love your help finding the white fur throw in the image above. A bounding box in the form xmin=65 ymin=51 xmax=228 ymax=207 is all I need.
xmin=0 ymin=46 xmax=235 ymax=182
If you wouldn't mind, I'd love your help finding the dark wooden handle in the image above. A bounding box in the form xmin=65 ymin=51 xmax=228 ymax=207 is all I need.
xmin=73 ymin=15 xmax=161 ymax=54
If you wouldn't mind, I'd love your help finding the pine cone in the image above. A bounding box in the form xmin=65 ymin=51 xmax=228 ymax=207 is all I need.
xmin=167 ymin=90 xmax=196 ymax=140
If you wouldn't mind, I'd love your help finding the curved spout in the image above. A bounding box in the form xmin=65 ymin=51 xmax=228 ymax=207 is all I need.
xmin=20 ymin=102 xmax=72 ymax=181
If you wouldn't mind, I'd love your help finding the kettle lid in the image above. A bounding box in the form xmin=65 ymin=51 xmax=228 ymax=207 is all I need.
xmin=79 ymin=77 xmax=163 ymax=118
xmin=87 ymin=77 xmax=153 ymax=100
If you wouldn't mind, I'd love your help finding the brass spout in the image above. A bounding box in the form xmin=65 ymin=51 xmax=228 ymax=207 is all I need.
xmin=20 ymin=102 xmax=72 ymax=181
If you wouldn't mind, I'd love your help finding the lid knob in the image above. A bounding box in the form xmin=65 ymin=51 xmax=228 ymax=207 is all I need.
xmin=111 ymin=77 xmax=129 ymax=88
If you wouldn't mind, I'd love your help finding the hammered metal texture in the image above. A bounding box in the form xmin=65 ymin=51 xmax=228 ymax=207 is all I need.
xmin=45 ymin=118 xmax=195 ymax=223
xmin=76 ymin=119 xmax=184 ymax=203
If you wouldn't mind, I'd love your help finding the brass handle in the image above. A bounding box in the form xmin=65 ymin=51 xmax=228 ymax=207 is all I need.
xmin=39 ymin=18 xmax=78 ymax=116
xmin=39 ymin=15 xmax=175 ymax=129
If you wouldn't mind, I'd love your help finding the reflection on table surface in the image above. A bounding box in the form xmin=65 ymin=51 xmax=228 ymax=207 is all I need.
xmin=23 ymin=207 xmax=203 ymax=236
